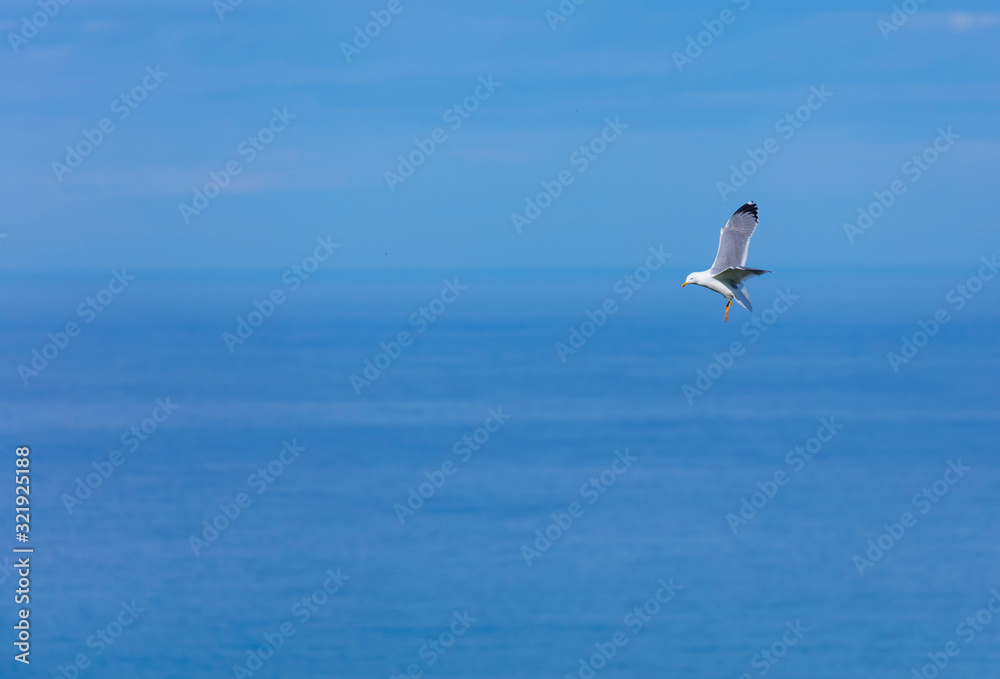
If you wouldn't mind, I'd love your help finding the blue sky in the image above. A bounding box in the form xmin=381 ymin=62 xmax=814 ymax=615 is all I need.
xmin=1 ymin=0 xmax=998 ymax=271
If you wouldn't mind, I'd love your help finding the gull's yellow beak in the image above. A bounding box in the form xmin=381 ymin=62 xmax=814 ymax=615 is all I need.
xmin=681 ymin=282 xmax=689 ymax=287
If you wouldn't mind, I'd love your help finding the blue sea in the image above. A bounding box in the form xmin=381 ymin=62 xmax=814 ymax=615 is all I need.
xmin=2 ymin=267 xmax=999 ymax=678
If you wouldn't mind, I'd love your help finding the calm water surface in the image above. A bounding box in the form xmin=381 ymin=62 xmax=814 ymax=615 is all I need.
xmin=2 ymin=269 xmax=998 ymax=678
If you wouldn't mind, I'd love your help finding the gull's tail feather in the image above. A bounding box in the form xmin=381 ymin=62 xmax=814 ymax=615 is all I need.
xmin=732 ymin=284 xmax=752 ymax=311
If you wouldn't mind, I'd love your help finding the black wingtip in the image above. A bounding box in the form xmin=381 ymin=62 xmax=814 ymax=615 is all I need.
xmin=733 ymin=201 xmax=758 ymax=219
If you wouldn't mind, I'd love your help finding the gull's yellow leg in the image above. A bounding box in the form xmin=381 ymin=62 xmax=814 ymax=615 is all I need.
xmin=724 ymin=299 xmax=732 ymax=322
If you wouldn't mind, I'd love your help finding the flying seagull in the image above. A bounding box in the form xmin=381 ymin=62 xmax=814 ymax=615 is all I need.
xmin=681 ymin=202 xmax=772 ymax=322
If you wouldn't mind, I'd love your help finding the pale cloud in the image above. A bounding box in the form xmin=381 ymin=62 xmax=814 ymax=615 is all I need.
xmin=41 ymin=163 xmax=349 ymax=195
xmin=945 ymin=12 xmax=1000 ymax=31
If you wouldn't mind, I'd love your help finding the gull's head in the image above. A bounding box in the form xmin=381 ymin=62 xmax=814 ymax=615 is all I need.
xmin=681 ymin=272 xmax=701 ymax=288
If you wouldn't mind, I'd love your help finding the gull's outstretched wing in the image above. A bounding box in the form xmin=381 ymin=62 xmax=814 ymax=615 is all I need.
xmin=714 ymin=266 xmax=772 ymax=287
xmin=708 ymin=202 xmax=759 ymax=275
